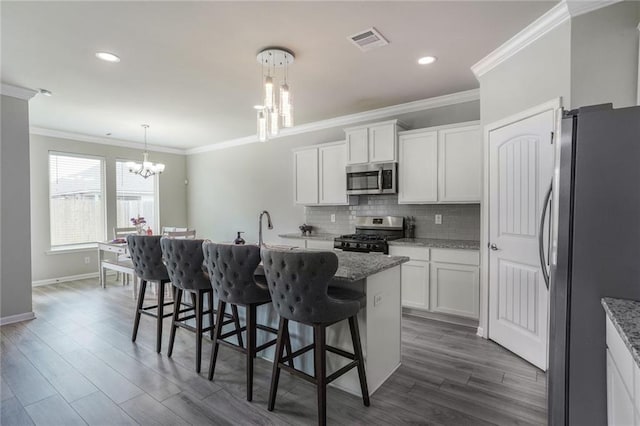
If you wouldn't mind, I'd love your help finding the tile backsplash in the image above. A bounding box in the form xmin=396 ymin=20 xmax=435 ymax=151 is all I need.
xmin=305 ymin=195 xmax=480 ymax=241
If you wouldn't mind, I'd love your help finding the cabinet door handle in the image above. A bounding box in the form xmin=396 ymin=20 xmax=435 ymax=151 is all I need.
xmin=489 ymin=243 xmax=499 ymax=251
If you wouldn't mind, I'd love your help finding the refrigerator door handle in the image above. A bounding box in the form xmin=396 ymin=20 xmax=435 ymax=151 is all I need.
xmin=539 ymin=181 xmax=553 ymax=289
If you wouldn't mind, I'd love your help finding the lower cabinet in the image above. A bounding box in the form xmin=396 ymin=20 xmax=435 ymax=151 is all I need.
xmin=607 ymin=349 xmax=636 ymax=426
xmin=389 ymin=246 xmax=480 ymax=320
xmin=400 ymin=260 xmax=429 ymax=310
xmin=280 ymin=238 xmax=334 ymax=250
xmin=430 ymin=262 xmax=479 ymax=319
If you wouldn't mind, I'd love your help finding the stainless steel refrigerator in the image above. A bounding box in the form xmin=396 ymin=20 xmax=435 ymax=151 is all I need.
xmin=547 ymin=104 xmax=640 ymax=425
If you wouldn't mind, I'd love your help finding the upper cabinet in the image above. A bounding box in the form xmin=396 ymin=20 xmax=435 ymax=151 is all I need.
xmin=398 ymin=122 xmax=481 ymax=204
xmin=345 ymin=120 xmax=405 ymax=165
xmin=293 ymin=141 xmax=348 ymax=206
xmin=438 ymin=124 xmax=482 ymax=202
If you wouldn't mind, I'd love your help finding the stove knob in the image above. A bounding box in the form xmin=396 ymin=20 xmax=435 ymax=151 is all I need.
xmin=355 ymin=243 xmax=361 ymax=249
xmin=366 ymin=244 xmax=372 ymax=250
xmin=341 ymin=242 xmax=347 ymax=247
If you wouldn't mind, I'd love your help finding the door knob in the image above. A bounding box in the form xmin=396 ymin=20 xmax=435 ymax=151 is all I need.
xmin=489 ymin=243 xmax=499 ymax=251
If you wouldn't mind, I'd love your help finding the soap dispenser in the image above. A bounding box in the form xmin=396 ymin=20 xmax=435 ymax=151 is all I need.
xmin=234 ymin=232 xmax=246 ymax=245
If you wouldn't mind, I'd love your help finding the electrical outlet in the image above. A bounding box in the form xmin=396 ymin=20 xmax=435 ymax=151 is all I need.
xmin=435 ymin=214 xmax=442 ymax=225
xmin=374 ymin=293 xmax=383 ymax=306
xmin=84 ymin=256 xmax=91 ymax=264
xmin=330 ymin=214 xmax=336 ymax=223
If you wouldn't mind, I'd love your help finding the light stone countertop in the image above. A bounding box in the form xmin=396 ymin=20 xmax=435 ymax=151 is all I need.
xmin=388 ymin=238 xmax=481 ymax=250
xmin=256 ymin=249 xmax=409 ymax=282
xmin=602 ymin=297 xmax=640 ymax=368
xmin=279 ymin=233 xmax=339 ymax=241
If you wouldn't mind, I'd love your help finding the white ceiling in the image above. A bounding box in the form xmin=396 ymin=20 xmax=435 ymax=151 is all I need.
xmin=2 ymin=1 xmax=554 ymax=150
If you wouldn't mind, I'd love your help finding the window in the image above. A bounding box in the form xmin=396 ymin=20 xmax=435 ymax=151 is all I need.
xmin=116 ymin=160 xmax=157 ymax=233
xmin=49 ymin=153 xmax=106 ymax=247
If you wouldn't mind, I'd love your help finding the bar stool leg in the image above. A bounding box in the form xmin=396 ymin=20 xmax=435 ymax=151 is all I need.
xmin=132 ymin=280 xmax=147 ymax=342
xmin=168 ymin=288 xmax=182 ymax=357
xmin=231 ymin=305 xmax=244 ymax=348
xmin=268 ymin=317 xmax=287 ymax=411
xmin=284 ymin=323 xmax=294 ymax=368
xmin=207 ymin=291 xmax=215 ymax=339
xmin=246 ymin=304 xmax=257 ymax=401
xmin=195 ymin=290 xmax=204 ymax=373
xmin=156 ymin=280 xmax=164 ymax=353
xmin=348 ymin=315 xmax=370 ymax=406
xmin=208 ymin=300 xmax=226 ymax=381
xmin=314 ymin=325 xmax=327 ymax=426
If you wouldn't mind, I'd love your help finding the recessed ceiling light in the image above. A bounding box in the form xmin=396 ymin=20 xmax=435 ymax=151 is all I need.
xmin=95 ymin=52 xmax=121 ymax=63
xmin=418 ymin=56 xmax=437 ymax=65
xmin=39 ymin=89 xmax=53 ymax=96
xmin=105 ymin=132 xmax=112 ymax=136
xmin=253 ymin=105 xmax=265 ymax=110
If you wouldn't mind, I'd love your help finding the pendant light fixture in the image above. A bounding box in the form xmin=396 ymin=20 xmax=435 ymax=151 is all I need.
xmin=127 ymin=124 xmax=165 ymax=179
xmin=255 ymin=47 xmax=294 ymax=142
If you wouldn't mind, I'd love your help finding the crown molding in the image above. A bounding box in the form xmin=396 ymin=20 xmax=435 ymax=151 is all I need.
xmin=186 ymin=88 xmax=480 ymax=155
xmin=29 ymin=127 xmax=187 ymax=155
xmin=1 ymin=83 xmax=38 ymax=101
xmin=471 ymin=0 xmax=622 ymax=78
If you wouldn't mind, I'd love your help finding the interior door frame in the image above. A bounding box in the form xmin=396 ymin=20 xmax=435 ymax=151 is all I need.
xmin=477 ymin=98 xmax=562 ymax=339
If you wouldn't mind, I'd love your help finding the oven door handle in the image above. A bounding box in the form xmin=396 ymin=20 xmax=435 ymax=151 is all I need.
xmin=377 ymin=167 xmax=383 ymax=192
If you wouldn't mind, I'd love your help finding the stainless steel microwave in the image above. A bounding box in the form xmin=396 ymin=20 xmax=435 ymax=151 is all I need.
xmin=346 ymin=163 xmax=397 ymax=195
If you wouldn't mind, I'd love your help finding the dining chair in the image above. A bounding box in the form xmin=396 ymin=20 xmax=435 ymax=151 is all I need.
xmin=260 ymin=248 xmax=370 ymax=426
xmin=113 ymin=227 xmax=138 ymax=285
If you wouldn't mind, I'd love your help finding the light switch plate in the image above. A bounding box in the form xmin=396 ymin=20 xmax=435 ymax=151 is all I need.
xmin=330 ymin=214 xmax=336 ymax=223
xmin=435 ymin=214 xmax=442 ymax=225
xmin=374 ymin=293 xmax=383 ymax=306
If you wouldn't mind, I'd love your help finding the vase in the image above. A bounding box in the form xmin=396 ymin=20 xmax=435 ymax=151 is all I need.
xmin=136 ymin=224 xmax=145 ymax=235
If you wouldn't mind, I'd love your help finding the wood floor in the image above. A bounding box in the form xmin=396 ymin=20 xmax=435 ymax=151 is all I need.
xmin=1 ymin=278 xmax=547 ymax=425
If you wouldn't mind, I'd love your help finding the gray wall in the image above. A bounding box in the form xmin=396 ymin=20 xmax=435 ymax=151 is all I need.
xmin=570 ymin=1 xmax=639 ymax=109
xmin=1 ymin=94 xmax=33 ymax=319
xmin=30 ymin=134 xmax=188 ymax=282
xmin=479 ymin=21 xmax=572 ymax=125
xmin=187 ymin=101 xmax=480 ymax=244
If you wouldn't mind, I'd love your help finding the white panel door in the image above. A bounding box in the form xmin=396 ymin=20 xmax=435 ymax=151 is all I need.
xmin=319 ymin=143 xmax=347 ymax=205
xmin=430 ymin=262 xmax=479 ymax=319
xmin=398 ymin=130 xmax=438 ymax=204
xmin=293 ymin=148 xmax=318 ymax=205
xmin=368 ymin=122 xmax=396 ymax=163
xmin=438 ymin=125 xmax=482 ymax=202
xmin=488 ymin=109 xmax=555 ymax=370
xmin=400 ymin=260 xmax=429 ymax=309
xmin=345 ymin=128 xmax=369 ymax=165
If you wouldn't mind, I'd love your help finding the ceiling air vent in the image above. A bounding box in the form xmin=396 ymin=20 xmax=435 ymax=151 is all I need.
xmin=348 ymin=27 xmax=389 ymax=52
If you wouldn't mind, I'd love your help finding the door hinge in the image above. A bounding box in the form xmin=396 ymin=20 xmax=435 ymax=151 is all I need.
xmin=550 ymin=131 xmax=555 ymax=144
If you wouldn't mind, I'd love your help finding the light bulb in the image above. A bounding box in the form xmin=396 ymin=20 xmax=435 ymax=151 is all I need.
xmin=257 ymin=110 xmax=267 ymax=142
xmin=279 ymin=84 xmax=290 ymax=113
xmin=283 ymin=104 xmax=294 ymax=128
xmin=270 ymin=107 xmax=279 ymax=136
xmin=264 ymin=76 xmax=274 ymax=109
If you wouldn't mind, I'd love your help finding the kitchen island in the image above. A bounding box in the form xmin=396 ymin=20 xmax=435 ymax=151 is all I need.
xmin=252 ymin=249 xmax=409 ymax=396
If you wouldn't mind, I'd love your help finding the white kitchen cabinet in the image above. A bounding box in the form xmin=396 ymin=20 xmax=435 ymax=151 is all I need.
xmin=397 ymin=122 xmax=480 ymax=204
xmin=293 ymin=148 xmax=318 ymax=205
xmin=438 ymin=124 xmax=482 ymax=202
xmin=345 ymin=128 xmax=369 ymax=165
xmin=398 ymin=130 xmax=438 ymax=203
xmin=429 ymin=262 xmax=479 ymax=319
xmin=400 ymin=260 xmax=429 ymax=309
xmin=319 ymin=143 xmax=347 ymax=205
xmin=306 ymin=239 xmax=335 ymax=250
xmin=607 ymin=350 xmax=636 ymax=426
xmin=293 ymin=141 xmax=347 ymax=206
xmin=345 ymin=120 xmax=403 ymax=165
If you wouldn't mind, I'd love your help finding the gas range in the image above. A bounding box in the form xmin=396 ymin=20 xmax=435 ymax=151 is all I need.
xmin=333 ymin=216 xmax=404 ymax=254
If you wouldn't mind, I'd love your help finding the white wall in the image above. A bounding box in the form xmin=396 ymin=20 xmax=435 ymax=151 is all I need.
xmin=187 ymin=101 xmax=480 ymax=244
xmin=30 ymin=134 xmax=188 ymax=282
xmin=1 ymin=94 xmax=33 ymax=320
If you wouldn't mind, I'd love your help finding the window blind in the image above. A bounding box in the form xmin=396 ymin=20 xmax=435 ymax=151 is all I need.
xmin=116 ymin=160 xmax=156 ymax=232
xmin=49 ymin=153 xmax=105 ymax=247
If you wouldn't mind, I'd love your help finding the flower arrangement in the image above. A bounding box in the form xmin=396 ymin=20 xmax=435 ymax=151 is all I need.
xmin=130 ymin=216 xmax=146 ymax=226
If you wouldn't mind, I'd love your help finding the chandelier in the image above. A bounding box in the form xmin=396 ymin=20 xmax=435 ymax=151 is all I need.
xmin=256 ymin=47 xmax=295 ymax=142
xmin=127 ymin=124 xmax=165 ymax=179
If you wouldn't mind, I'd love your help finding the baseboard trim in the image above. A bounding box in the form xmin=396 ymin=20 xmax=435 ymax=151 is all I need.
xmin=402 ymin=307 xmax=479 ymax=329
xmin=0 ymin=311 xmax=36 ymax=326
xmin=32 ymin=271 xmax=109 ymax=287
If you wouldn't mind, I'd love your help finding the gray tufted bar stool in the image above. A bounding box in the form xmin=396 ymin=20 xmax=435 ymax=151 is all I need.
xmin=202 ymin=242 xmax=294 ymax=402
xmin=126 ymin=235 xmax=174 ymax=353
xmin=260 ymin=248 xmax=370 ymax=426
xmin=161 ymin=237 xmax=240 ymax=373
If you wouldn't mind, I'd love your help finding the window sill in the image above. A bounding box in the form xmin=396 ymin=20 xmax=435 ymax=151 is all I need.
xmin=46 ymin=243 xmax=98 ymax=255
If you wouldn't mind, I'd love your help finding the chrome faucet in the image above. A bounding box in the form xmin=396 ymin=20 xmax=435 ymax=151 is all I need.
xmin=258 ymin=210 xmax=273 ymax=246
